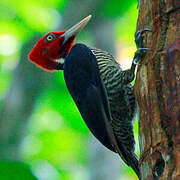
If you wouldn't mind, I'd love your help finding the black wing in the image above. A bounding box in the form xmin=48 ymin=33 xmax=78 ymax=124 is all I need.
xmin=63 ymin=43 xmax=116 ymax=152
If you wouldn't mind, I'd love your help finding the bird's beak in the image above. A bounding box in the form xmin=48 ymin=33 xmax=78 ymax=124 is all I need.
xmin=62 ymin=15 xmax=92 ymax=43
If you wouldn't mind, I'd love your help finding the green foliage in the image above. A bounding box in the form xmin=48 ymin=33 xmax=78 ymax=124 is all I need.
xmin=115 ymin=4 xmax=138 ymax=44
xmin=0 ymin=0 xmax=66 ymax=42
xmin=0 ymin=0 xmax=139 ymax=179
xmin=102 ymin=0 xmax=137 ymax=18
xmin=0 ymin=161 xmax=37 ymax=180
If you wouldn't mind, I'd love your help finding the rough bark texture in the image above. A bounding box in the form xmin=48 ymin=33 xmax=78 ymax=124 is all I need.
xmin=135 ymin=0 xmax=180 ymax=179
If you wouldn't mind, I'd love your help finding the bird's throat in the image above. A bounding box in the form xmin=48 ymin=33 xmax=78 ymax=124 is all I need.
xmin=54 ymin=58 xmax=65 ymax=70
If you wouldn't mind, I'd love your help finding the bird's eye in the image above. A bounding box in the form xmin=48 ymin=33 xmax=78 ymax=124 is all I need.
xmin=46 ymin=34 xmax=55 ymax=42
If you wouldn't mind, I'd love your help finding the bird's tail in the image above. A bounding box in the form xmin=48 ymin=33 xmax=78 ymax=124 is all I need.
xmin=128 ymin=152 xmax=140 ymax=180
xmin=120 ymin=148 xmax=140 ymax=179
xmin=114 ymin=139 xmax=140 ymax=179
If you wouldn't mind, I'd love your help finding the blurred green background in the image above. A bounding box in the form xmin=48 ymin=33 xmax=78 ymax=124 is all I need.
xmin=0 ymin=0 xmax=139 ymax=179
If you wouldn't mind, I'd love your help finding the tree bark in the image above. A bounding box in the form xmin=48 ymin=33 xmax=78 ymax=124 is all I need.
xmin=135 ymin=0 xmax=180 ymax=179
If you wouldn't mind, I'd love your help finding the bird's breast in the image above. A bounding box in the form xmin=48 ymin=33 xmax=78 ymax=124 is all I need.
xmin=89 ymin=46 xmax=135 ymax=115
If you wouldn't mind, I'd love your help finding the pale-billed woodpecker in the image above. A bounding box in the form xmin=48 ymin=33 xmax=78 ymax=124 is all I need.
xmin=29 ymin=15 xmax=151 ymax=179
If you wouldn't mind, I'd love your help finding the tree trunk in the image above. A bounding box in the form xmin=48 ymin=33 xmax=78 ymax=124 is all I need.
xmin=135 ymin=0 xmax=180 ymax=179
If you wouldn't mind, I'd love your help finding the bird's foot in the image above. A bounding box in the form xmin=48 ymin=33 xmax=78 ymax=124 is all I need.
xmin=133 ymin=48 xmax=151 ymax=65
xmin=135 ymin=29 xmax=152 ymax=49
xmin=133 ymin=29 xmax=152 ymax=65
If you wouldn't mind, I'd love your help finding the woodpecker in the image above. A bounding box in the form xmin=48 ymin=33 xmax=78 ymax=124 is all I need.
xmin=28 ymin=15 xmax=151 ymax=179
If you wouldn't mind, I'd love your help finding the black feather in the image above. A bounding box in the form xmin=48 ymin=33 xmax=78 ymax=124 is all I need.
xmin=64 ymin=43 xmax=115 ymax=152
xmin=63 ymin=43 xmax=140 ymax=179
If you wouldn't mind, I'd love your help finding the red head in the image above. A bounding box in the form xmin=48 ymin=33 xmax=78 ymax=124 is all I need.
xmin=28 ymin=15 xmax=92 ymax=71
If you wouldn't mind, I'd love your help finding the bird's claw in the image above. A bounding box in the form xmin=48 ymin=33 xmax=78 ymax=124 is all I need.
xmin=133 ymin=29 xmax=152 ymax=65
xmin=133 ymin=48 xmax=151 ymax=65
xmin=135 ymin=29 xmax=152 ymax=37
xmin=135 ymin=29 xmax=152 ymax=49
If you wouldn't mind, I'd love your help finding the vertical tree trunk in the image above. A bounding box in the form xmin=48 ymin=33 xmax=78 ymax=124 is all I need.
xmin=135 ymin=0 xmax=180 ymax=179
